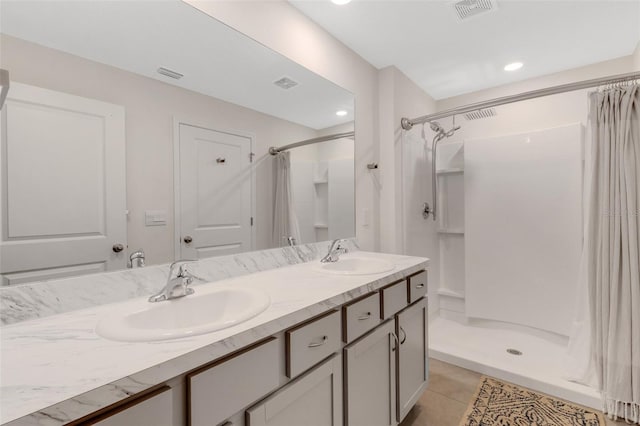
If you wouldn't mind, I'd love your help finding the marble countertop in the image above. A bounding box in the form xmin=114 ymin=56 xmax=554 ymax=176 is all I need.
xmin=1 ymin=251 xmax=428 ymax=426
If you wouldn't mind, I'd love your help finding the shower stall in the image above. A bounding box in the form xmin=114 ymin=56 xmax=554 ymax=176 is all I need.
xmin=400 ymin=69 xmax=640 ymax=410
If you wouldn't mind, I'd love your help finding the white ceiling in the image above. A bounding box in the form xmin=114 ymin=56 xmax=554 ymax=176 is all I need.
xmin=0 ymin=0 xmax=354 ymax=130
xmin=290 ymin=0 xmax=640 ymax=99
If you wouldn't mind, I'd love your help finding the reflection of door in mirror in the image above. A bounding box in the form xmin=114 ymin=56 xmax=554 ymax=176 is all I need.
xmin=0 ymin=83 xmax=127 ymax=285
xmin=176 ymin=123 xmax=254 ymax=259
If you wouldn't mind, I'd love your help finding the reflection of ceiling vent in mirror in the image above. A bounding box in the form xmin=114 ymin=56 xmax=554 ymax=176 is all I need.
xmin=452 ymin=0 xmax=497 ymax=21
xmin=273 ymin=77 xmax=299 ymax=90
xmin=157 ymin=67 xmax=183 ymax=80
xmin=464 ymin=108 xmax=497 ymax=120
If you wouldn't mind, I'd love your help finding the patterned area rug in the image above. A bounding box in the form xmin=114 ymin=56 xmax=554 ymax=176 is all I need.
xmin=460 ymin=377 xmax=605 ymax=426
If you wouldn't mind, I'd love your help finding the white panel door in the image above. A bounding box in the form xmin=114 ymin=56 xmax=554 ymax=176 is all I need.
xmin=464 ymin=124 xmax=582 ymax=336
xmin=0 ymin=83 xmax=126 ymax=285
xmin=178 ymin=124 xmax=253 ymax=259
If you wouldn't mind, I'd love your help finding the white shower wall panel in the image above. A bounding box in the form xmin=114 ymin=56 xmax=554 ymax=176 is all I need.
xmin=464 ymin=123 xmax=582 ymax=337
xmin=291 ymin=161 xmax=315 ymax=243
xmin=438 ymin=172 xmax=464 ymax=230
xmin=328 ymin=158 xmax=355 ymax=240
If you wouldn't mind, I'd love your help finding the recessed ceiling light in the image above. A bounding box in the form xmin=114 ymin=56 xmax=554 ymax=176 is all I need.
xmin=504 ymin=62 xmax=523 ymax=72
xmin=336 ymin=110 xmax=348 ymax=116
xmin=331 ymin=0 xmax=351 ymax=5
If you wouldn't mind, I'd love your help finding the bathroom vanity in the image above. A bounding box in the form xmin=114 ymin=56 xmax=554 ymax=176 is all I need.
xmin=0 ymin=250 xmax=428 ymax=426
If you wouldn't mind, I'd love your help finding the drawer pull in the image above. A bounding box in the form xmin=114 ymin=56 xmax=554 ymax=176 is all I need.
xmin=357 ymin=312 xmax=372 ymax=321
xmin=308 ymin=336 xmax=328 ymax=348
xmin=399 ymin=326 xmax=407 ymax=344
xmin=416 ymin=283 xmax=425 ymax=288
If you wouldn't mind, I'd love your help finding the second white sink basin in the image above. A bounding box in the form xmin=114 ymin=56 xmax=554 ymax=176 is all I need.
xmin=314 ymin=257 xmax=395 ymax=275
xmin=96 ymin=286 xmax=270 ymax=342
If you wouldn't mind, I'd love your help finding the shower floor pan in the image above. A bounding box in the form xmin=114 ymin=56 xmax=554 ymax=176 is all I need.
xmin=429 ymin=316 xmax=601 ymax=409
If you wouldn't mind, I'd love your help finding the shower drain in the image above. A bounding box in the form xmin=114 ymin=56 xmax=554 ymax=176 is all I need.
xmin=506 ymin=348 xmax=523 ymax=356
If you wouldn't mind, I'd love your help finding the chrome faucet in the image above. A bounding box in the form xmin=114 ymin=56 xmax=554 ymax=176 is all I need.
xmin=148 ymin=260 xmax=203 ymax=303
xmin=128 ymin=249 xmax=145 ymax=268
xmin=285 ymin=236 xmax=297 ymax=247
xmin=320 ymin=239 xmax=348 ymax=263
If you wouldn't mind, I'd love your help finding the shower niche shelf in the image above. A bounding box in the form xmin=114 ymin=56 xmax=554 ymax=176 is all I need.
xmin=437 ymin=228 xmax=464 ymax=235
xmin=436 ymin=141 xmax=466 ymax=320
xmin=436 ymin=168 xmax=464 ymax=175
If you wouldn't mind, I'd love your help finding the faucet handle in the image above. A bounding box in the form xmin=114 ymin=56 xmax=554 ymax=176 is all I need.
xmin=334 ymin=239 xmax=348 ymax=251
xmin=176 ymin=262 xmax=206 ymax=283
xmin=168 ymin=259 xmax=196 ymax=275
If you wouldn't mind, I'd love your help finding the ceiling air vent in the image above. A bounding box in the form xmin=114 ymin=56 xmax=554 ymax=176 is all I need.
xmin=273 ymin=77 xmax=299 ymax=90
xmin=464 ymin=108 xmax=497 ymax=120
xmin=157 ymin=67 xmax=183 ymax=80
xmin=452 ymin=0 xmax=497 ymax=21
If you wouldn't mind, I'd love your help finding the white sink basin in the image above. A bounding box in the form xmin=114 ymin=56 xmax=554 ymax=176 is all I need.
xmin=96 ymin=286 xmax=270 ymax=342
xmin=314 ymin=257 xmax=395 ymax=275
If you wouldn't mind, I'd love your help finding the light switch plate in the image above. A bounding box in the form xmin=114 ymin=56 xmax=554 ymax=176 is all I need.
xmin=145 ymin=210 xmax=167 ymax=226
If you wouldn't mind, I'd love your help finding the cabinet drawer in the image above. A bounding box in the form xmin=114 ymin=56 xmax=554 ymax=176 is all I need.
xmin=407 ymin=270 xmax=428 ymax=303
xmin=342 ymin=292 xmax=381 ymax=343
xmin=188 ymin=337 xmax=280 ymax=426
xmin=286 ymin=310 xmax=341 ymax=378
xmin=380 ymin=280 xmax=408 ymax=319
xmin=88 ymin=386 xmax=173 ymax=426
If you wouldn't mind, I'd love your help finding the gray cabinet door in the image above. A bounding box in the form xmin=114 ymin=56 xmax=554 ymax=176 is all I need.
xmin=344 ymin=319 xmax=396 ymax=426
xmin=246 ymin=354 xmax=343 ymax=426
xmin=396 ymin=297 xmax=428 ymax=422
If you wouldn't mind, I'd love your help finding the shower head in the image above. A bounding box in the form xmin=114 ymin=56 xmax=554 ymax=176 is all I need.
xmin=430 ymin=121 xmax=460 ymax=140
xmin=429 ymin=121 xmax=444 ymax=134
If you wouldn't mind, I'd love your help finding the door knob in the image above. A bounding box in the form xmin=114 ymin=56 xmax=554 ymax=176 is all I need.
xmin=112 ymin=244 xmax=124 ymax=253
xmin=183 ymin=236 xmax=193 ymax=244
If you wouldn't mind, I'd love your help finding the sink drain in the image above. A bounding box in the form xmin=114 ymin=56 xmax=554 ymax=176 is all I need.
xmin=507 ymin=348 xmax=523 ymax=356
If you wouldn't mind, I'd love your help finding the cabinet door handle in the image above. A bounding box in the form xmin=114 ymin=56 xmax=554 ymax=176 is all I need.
xmin=308 ymin=336 xmax=328 ymax=348
xmin=357 ymin=312 xmax=371 ymax=321
xmin=416 ymin=283 xmax=425 ymax=289
xmin=399 ymin=326 xmax=407 ymax=344
xmin=391 ymin=331 xmax=399 ymax=352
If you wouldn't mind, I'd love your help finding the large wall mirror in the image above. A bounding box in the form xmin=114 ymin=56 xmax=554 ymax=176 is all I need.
xmin=0 ymin=0 xmax=355 ymax=285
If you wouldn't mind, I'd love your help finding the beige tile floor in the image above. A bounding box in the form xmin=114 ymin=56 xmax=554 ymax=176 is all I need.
xmin=400 ymin=359 xmax=628 ymax=426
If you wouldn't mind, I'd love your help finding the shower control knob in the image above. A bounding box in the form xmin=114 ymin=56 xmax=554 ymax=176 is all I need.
xmin=112 ymin=244 xmax=124 ymax=253
xmin=422 ymin=202 xmax=432 ymax=219
xmin=183 ymin=236 xmax=193 ymax=244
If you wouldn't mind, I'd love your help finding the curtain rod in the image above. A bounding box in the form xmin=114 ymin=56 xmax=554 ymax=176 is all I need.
xmin=269 ymin=131 xmax=354 ymax=155
xmin=400 ymin=71 xmax=640 ymax=130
